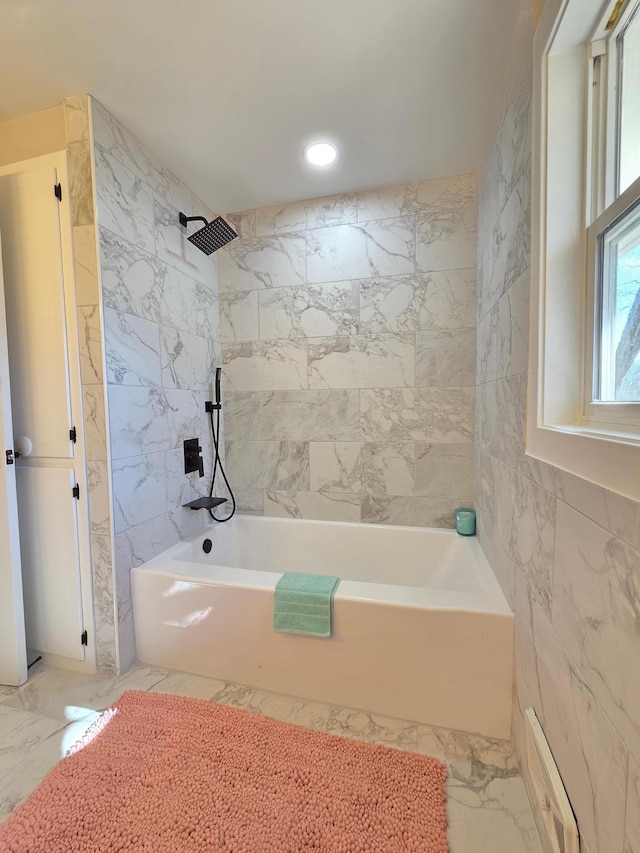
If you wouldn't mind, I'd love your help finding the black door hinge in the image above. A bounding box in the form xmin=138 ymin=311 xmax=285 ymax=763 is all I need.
xmin=72 ymin=484 xmax=80 ymax=499
xmin=54 ymin=183 xmax=62 ymax=201
xmin=81 ymin=630 xmax=88 ymax=646
xmin=69 ymin=426 xmax=77 ymax=443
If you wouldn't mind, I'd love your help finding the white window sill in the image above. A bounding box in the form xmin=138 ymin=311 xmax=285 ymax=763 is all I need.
xmin=526 ymin=420 xmax=640 ymax=501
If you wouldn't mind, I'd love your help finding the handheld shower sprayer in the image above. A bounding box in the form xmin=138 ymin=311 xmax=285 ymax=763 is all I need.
xmin=205 ymin=367 xmax=235 ymax=523
xmin=215 ymin=366 xmax=221 ymax=408
xmin=179 ymin=212 xmax=238 ymax=255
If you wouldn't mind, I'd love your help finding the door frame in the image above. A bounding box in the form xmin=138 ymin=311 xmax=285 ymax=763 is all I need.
xmin=0 ymin=230 xmax=28 ymax=685
xmin=0 ymin=152 xmax=97 ymax=673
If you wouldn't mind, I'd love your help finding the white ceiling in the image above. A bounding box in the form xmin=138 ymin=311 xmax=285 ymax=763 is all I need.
xmin=0 ymin=1 xmax=521 ymax=212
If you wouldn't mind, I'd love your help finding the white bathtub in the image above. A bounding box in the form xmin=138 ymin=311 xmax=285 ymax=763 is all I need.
xmin=132 ymin=515 xmax=513 ymax=739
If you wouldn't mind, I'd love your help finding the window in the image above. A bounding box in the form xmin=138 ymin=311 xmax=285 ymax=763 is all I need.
xmin=586 ymin=0 xmax=640 ymax=421
xmin=529 ymin=0 xmax=640 ymax=500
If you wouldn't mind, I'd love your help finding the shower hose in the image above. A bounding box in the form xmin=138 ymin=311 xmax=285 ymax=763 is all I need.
xmin=207 ymin=403 xmax=236 ymax=523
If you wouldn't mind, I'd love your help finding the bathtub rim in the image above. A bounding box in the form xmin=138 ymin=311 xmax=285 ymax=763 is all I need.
xmin=132 ymin=516 xmax=512 ymax=617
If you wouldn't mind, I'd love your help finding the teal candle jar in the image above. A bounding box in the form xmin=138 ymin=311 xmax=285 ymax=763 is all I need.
xmin=455 ymin=507 xmax=476 ymax=536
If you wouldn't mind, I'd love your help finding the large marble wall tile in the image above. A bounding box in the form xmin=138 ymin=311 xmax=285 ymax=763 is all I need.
xmin=308 ymin=334 xmax=414 ymax=389
xmin=530 ymin=598 xmax=628 ymax=853
xmin=82 ymin=386 xmax=107 ymax=461
xmin=77 ymin=305 xmax=103 ymax=384
xmin=158 ymin=263 xmax=200 ymax=336
xmin=194 ymin=278 xmax=220 ymax=342
xmin=165 ymin=447 xmax=208 ymax=511
xmin=415 ymin=443 xmax=474 ymax=499
xmin=475 ymin=450 xmax=516 ymax=607
xmin=498 ymin=73 xmax=532 ymax=217
xmin=475 ymin=373 xmax=527 ymax=475
xmin=478 ymin=140 xmax=502 ymax=255
xmin=229 ymin=487 xmax=264 ymax=516
xmin=90 ymin=533 xmax=116 ymax=673
xmin=626 ymin=759 xmax=640 ymax=853
xmin=92 ymin=99 xmax=192 ymax=214
xmin=220 ymin=292 xmax=259 ymax=343
xmin=479 ymin=173 xmax=530 ymax=319
xmin=226 ymin=209 xmax=256 ymax=238
xmin=259 ymin=282 xmax=359 ymax=340
xmin=101 ymin=229 xmax=202 ymax=337
xmin=261 ymin=389 xmax=360 ymax=441
xmin=264 ymin=490 xmax=361 ymax=522
xmin=67 ymin=142 xmax=94 ymax=227
xmin=86 ymin=460 xmax=110 ymax=536
xmin=361 ymin=495 xmax=463 ymax=528
xmin=107 ymin=386 xmax=171 ymax=459
xmin=222 ymin=340 xmax=308 ymax=392
xmin=359 ymin=270 xmax=475 ymax=334
xmin=527 ymin=459 xmax=640 ymax=549
xmin=114 ymin=541 xmax=135 ymax=666
xmin=63 ymin=95 xmax=90 ymax=144
xmin=255 ymin=193 xmax=358 ymax=235
xmin=164 ymin=388 xmax=208 ymax=450
xmin=415 ymin=204 xmax=476 ymax=273
xmin=225 ymin=440 xmax=309 ymax=490
xmin=504 ymin=470 xmax=556 ymax=617
xmin=73 ymin=225 xmax=100 ymax=305
xmin=90 ymin=532 xmax=114 ymax=631
xmin=513 ymin=577 xmax=543 ymax=714
xmin=217 ymin=177 xmax=478 ymax=531
xmin=117 ymin=606 xmax=136 ymax=673
xmin=223 ymin=391 xmax=262 ymax=440
xmin=169 ymin=504 xmax=208 ymax=539
xmin=114 ymin=515 xmax=182 ymax=577
xmin=477 ymin=268 xmax=529 ymax=384
xmin=361 ymin=387 xmax=475 ymax=442
xmin=357 ymin=174 xmax=475 ymax=222
xmin=104 ymin=308 xmax=161 ymax=387
xmin=100 ymin=228 xmax=161 ymax=322
xmin=309 ymin=442 xmax=414 ymax=496
xmin=111 ymin=453 xmax=167 ymax=533
xmin=217 ymin=233 xmax=306 ymax=292
xmin=160 ymin=327 xmax=214 ymax=390
xmin=552 ymin=500 xmax=640 ymax=758
xmin=416 ymin=329 xmax=476 ymax=387
xmin=94 ymin=146 xmax=155 ymax=255
xmin=307 ymin=219 xmax=416 ymax=283
xmin=154 ymin=197 xmax=213 ymax=285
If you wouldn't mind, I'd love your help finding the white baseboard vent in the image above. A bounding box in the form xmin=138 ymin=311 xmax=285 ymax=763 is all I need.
xmin=525 ymin=709 xmax=579 ymax=853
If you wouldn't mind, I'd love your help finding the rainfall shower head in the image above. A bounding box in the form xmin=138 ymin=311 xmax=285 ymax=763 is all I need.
xmin=178 ymin=212 xmax=238 ymax=255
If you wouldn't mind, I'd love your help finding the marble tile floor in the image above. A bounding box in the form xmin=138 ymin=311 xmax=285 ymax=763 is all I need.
xmin=0 ymin=663 xmax=542 ymax=852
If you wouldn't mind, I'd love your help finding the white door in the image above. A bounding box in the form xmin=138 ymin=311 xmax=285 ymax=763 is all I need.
xmin=0 ymin=162 xmax=85 ymax=663
xmin=0 ymin=232 xmax=27 ymax=686
xmin=16 ymin=466 xmax=83 ymax=659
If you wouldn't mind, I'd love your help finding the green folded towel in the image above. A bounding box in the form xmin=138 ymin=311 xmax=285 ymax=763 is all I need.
xmin=273 ymin=572 xmax=340 ymax=637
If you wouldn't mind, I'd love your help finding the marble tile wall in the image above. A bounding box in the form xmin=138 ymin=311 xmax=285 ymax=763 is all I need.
xmin=91 ymin=100 xmax=223 ymax=671
xmin=475 ymin=5 xmax=640 ymax=852
xmin=62 ymin=96 xmax=117 ymax=675
xmin=219 ymin=176 xmax=477 ymax=525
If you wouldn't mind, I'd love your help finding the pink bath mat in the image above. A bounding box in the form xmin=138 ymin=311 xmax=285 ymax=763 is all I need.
xmin=0 ymin=690 xmax=449 ymax=852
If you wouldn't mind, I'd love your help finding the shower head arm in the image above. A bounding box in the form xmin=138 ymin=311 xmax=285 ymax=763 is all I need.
xmin=179 ymin=212 xmax=209 ymax=229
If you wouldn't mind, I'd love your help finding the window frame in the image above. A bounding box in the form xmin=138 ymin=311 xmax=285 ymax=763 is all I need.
xmin=584 ymin=0 xmax=640 ymax=424
xmin=528 ymin=0 xmax=640 ymax=501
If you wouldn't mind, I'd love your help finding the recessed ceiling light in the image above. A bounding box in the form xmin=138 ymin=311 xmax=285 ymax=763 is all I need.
xmin=305 ymin=141 xmax=338 ymax=166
